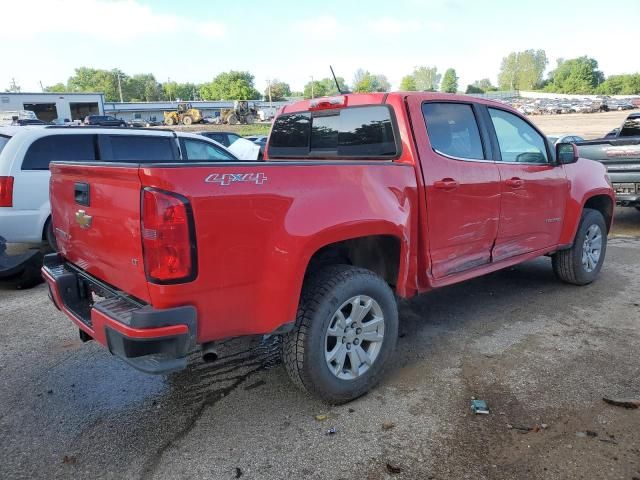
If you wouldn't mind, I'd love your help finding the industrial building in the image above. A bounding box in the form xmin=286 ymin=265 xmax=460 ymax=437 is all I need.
xmin=103 ymin=100 xmax=290 ymax=122
xmin=0 ymin=92 xmax=104 ymax=122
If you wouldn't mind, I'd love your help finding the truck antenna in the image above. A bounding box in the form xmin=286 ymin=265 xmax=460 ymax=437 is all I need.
xmin=330 ymin=65 xmax=345 ymax=94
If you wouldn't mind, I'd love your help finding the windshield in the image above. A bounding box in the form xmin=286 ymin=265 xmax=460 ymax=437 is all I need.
xmin=268 ymin=105 xmax=398 ymax=159
xmin=0 ymin=135 xmax=10 ymax=154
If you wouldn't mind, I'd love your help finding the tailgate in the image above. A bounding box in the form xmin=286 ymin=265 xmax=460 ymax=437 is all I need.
xmin=49 ymin=163 xmax=150 ymax=302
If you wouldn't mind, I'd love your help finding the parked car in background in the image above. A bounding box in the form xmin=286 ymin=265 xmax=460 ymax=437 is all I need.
xmin=197 ymin=131 xmax=243 ymax=147
xmin=43 ymin=92 xmax=614 ymax=404
xmin=83 ymin=115 xmax=126 ymax=127
xmin=196 ymin=131 xmax=260 ymax=159
xmin=0 ymin=110 xmax=38 ymax=126
xmin=0 ymin=126 xmax=237 ymax=251
xmin=547 ymin=134 xmax=585 ymax=145
xmin=49 ymin=118 xmax=73 ymax=126
xmin=576 ymin=112 xmax=640 ymax=209
xmin=245 ymin=135 xmax=268 ymax=156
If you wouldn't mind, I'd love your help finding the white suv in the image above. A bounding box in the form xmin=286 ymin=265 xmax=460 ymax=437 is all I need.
xmin=0 ymin=126 xmax=239 ymax=249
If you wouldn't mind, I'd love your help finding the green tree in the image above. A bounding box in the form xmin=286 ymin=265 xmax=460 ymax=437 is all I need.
xmin=598 ymin=73 xmax=640 ymax=95
xmin=44 ymin=82 xmax=67 ymax=93
xmin=400 ymin=75 xmax=417 ymax=91
xmin=303 ymin=80 xmax=328 ymax=99
xmin=465 ymin=84 xmax=484 ymax=94
xmin=265 ymin=80 xmax=291 ymax=101
xmin=125 ymin=74 xmax=162 ymax=102
xmin=412 ymin=66 xmax=440 ymax=91
xmin=498 ymin=50 xmax=547 ymax=90
xmin=544 ymin=56 xmax=604 ymax=94
xmin=352 ymin=69 xmax=390 ymax=93
xmin=66 ymin=67 xmax=122 ymax=101
xmin=199 ymin=71 xmax=260 ymax=100
xmin=475 ymin=78 xmax=497 ymax=91
xmin=441 ymin=68 xmax=458 ymax=93
xmin=302 ymin=77 xmax=348 ymax=99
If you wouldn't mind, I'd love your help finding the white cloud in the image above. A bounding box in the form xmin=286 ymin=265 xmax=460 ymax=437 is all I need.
xmin=0 ymin=0 xmax=225 ymax=42
xmin=368 ymin=17 xmax=422 ymax=34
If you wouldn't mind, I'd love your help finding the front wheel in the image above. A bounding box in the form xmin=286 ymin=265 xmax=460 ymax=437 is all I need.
xmin=282 ymin=265 xmax=398 ymax=404
xmin=552 ymin=208 xmax=607 ymax=285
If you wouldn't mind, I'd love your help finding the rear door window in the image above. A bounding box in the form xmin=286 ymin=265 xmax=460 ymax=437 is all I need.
xmin=101 ymin=135 xmax=176 ymax=162
xmin=268 ymin=106 xmax=397 ymax=158
xmin=22 ymin=134 xmax=96 ymax=170
xmin=422 ymin=103 xmax=485 ymax=160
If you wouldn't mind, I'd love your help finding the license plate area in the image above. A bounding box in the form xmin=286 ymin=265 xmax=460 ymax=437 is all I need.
xmin=613 ymin=183 xmax=638 ymax=195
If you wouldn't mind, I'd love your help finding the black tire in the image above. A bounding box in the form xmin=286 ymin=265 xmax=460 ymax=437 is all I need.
xmin=282 ymin=265 xmax=398 ymax=404
xmin=44 ymin=218 xmax=58 ymax=252
xmin=552 ymin=208 xmax=607 ymax=285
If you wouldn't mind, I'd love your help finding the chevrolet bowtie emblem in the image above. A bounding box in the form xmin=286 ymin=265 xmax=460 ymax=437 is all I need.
xmin=75 ymin=210 xmax=93 ymax=229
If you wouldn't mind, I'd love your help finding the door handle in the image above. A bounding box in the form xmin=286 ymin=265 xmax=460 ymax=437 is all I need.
xmin=505 ymin=177 xmax=524 ymax=188
xmin=434 ymin=178 xmax=459 ymax=190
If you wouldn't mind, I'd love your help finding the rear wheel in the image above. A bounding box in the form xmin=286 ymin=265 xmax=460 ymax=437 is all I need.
xmin=227 ymin=114 xmax=239 ymax=125
xmin=182 ymin=115 xmax=193 ymax=125
xmin=282 ymin=265 xmax=398 ymax=404
xmin=552 ymin=208 xmax=607 ymax=285
xmin=164 ymin=117 xmax=175 ymax=126
xmin=44 ymin=218 xmax=58 ymax=252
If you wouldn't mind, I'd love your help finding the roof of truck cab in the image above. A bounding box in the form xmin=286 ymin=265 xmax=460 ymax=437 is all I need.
xmin=279 ymin=92 xmax=518 ymax=115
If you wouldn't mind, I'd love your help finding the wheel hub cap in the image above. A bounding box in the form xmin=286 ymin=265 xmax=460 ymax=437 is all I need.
xmin=582 ymin=224 xmax=603 ymax=273
xmin=324 ymin=295 xmax=385 ymax=381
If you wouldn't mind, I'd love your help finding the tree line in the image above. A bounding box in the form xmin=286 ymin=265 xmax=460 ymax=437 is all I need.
xmin=12 ymin=52 xmax=639 ymax=102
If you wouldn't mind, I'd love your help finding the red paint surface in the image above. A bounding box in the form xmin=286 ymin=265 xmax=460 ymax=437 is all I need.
xmin=48 ymin=93 xmax=615 ymax=345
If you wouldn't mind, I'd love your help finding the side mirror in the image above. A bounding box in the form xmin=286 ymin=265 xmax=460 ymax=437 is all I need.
xmin=556 ymin=142 xmax=578 ymax=165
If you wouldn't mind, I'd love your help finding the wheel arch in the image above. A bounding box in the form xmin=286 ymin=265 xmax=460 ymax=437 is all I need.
xmin=583 ymin=194 xmax=614 ymax=233
xmin=304 ymin=234 xmax=403 ymax=290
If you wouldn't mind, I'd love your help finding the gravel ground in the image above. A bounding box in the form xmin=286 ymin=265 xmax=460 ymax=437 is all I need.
xmin=0 ymin=208 xmax=638 ymax=480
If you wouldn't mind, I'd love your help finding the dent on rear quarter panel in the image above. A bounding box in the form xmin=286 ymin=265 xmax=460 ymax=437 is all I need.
xmin=559 ymin=159 xmax=615 ymax=244
xmin=139 ymin=163 xmax=418 ymax=343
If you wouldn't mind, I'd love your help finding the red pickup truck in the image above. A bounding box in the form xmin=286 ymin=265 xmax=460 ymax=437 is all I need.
xmin=43 ymin=93 xmax=614 ymax=404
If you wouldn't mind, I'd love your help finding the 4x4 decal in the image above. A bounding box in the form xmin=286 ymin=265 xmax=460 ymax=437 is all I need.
xmin=205 ymin=173 xmax=268 ymax=186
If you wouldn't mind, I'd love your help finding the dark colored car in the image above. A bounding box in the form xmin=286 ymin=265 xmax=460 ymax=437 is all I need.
xmin=84 ymin=115 xmax=126 ymax=127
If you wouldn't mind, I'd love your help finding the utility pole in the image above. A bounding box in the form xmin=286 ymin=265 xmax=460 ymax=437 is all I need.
xmin=116 ymin=73 xmax=123 ymax=102
xmin=39 ymin=80 xmax=44 ymax=92
xmin=310 ymin=75 xmax=314 ymax=99
xmin=267 ymin=78 xmax=272 ymax=107
xmin=167 ymin=77 xmax=172 ymax=102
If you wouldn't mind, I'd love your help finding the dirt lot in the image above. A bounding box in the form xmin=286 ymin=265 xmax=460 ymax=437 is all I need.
xmin=530 ymin=110 xmax=631 ymax=139
xmin=0 ymin=208 xmax=638 ymax=480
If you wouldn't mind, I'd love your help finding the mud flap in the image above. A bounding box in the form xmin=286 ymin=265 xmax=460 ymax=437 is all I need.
xmin=0 ymin=236 xmax=44 ymax=288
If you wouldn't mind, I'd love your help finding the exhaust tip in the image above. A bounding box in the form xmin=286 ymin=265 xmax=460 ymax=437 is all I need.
xmin=202 ymin=343 xmax=218 ymax=363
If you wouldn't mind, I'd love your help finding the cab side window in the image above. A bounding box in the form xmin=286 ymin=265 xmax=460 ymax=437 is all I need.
xmin=488 ymin=108 xmax=548 ymax=163
xmin=422 ymin=103 xmax=485 ymax=160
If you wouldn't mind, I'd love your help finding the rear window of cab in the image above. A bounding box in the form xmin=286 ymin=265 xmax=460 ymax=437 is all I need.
xmin=268 ymin=105 xmax=398 ymax=159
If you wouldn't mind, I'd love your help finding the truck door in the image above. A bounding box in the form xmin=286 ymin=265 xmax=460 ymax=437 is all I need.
xmin=408 ymin=98 xmax=502 ymax=279
xmin=484 ymin=107 xmax=568 ymax=260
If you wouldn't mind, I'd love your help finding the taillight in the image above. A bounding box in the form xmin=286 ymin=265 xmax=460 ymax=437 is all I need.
xmin=141 ymin=188 xmax=197 ymax=283
xmin=0 ymin=176 xmax=13 ymax=207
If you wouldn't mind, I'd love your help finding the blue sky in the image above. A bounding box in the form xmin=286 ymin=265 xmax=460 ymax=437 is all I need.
xmin=2 ymin=0 xmax=638 ymax=94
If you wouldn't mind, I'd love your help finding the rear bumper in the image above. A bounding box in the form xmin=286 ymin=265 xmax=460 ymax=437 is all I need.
xmin=42 ymin=253 xmax=197 ymax=374
xmin=609 ymin=173 xmax=640 ymax=207
xmin=0 ymin=208 xmax=46 ymax=244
